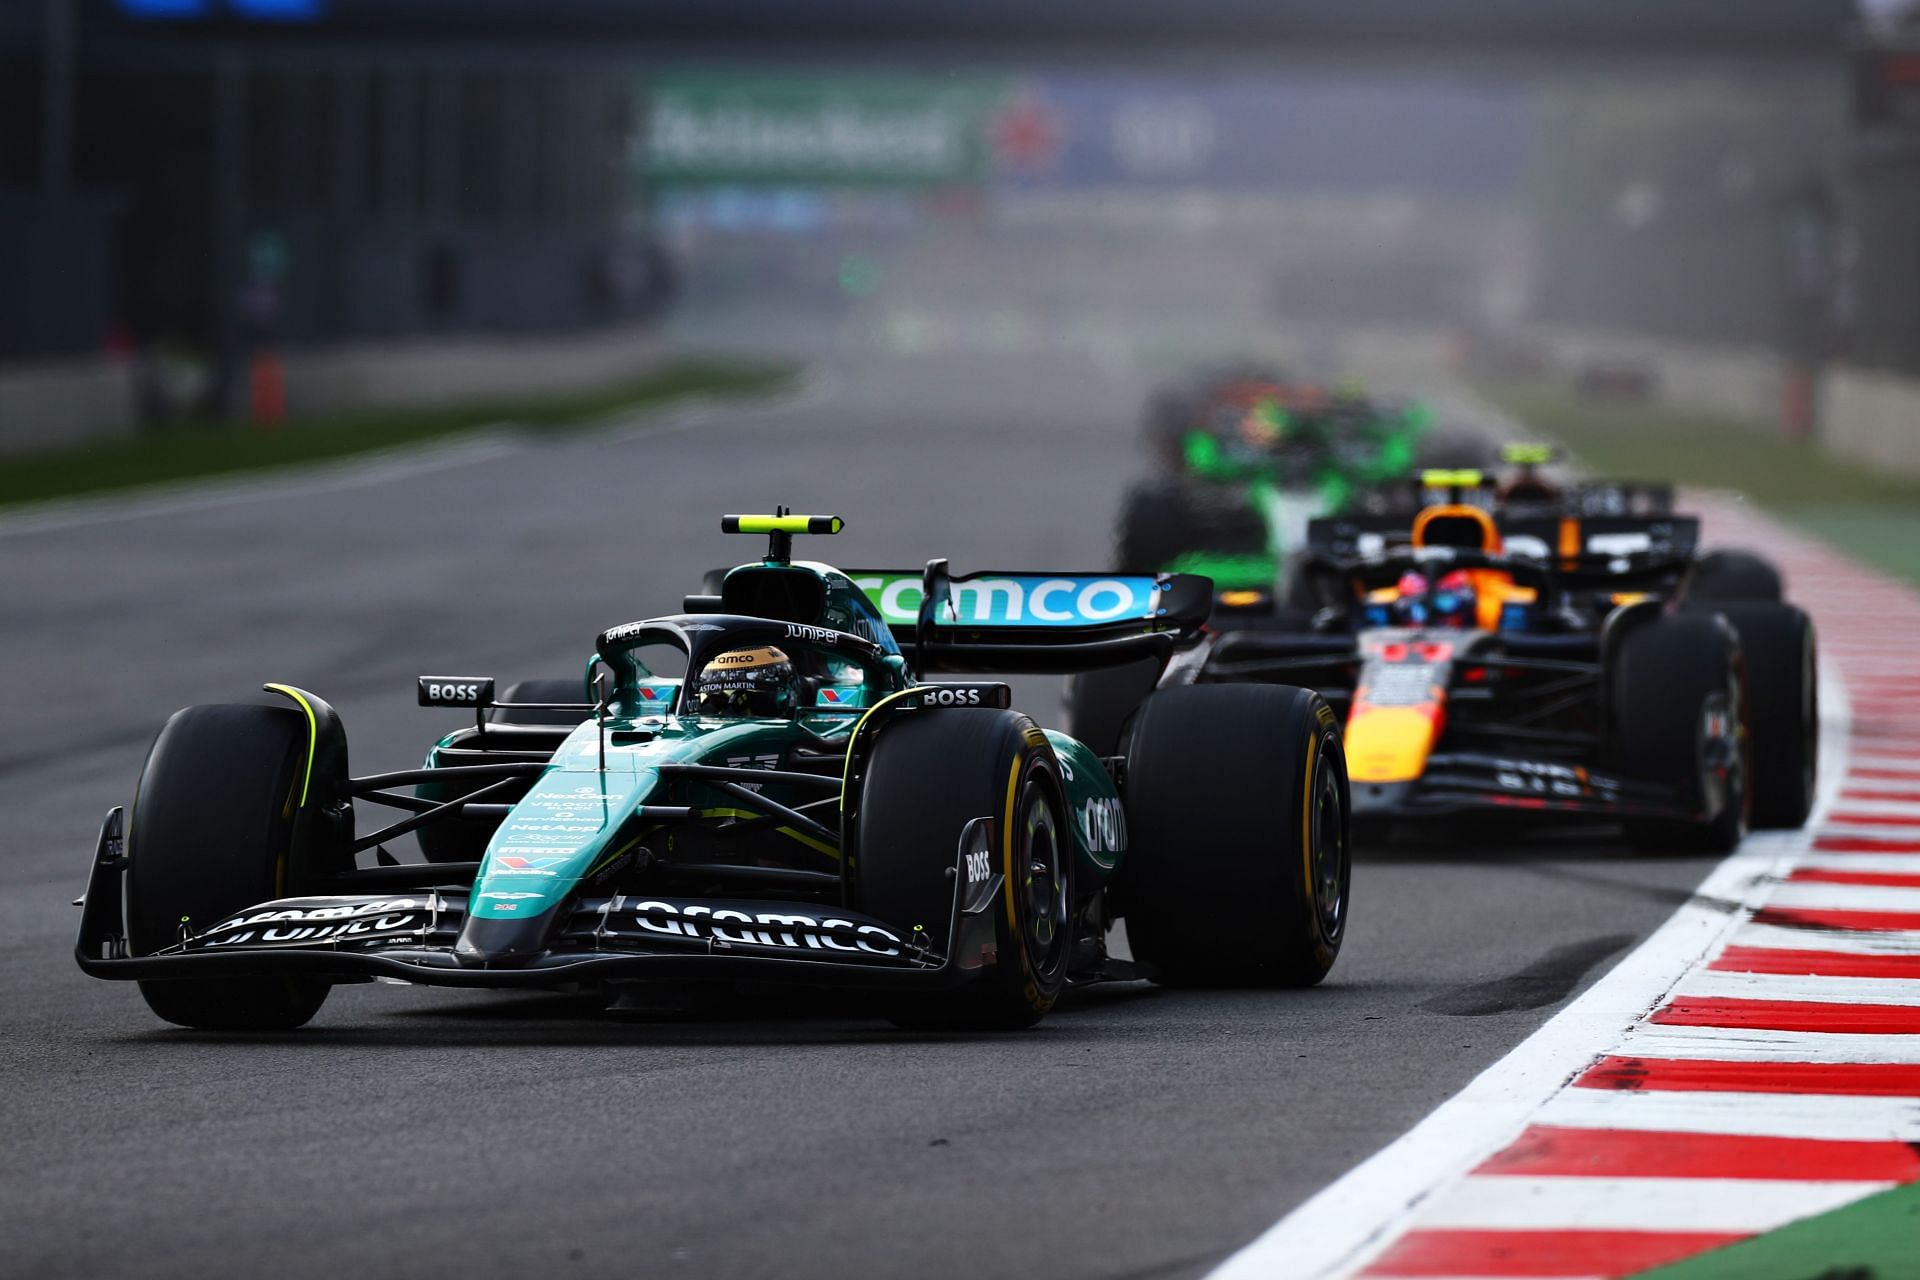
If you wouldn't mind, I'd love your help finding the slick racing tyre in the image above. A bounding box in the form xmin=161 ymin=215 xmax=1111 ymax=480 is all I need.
xmin=1121 ymin=685 xmax=1349 ymax=986
xmin=859 ymin=710 xmax=1072 ymax=1031
xmin=1143 ymin=388 xmax=1196 ymax=468
xmin=1714 ymin=603 xmax=1818 ymax=829
xmin=1115 ymin=481 xmax=1197 ymax=573
xmin=1610 ymin=615 xmax=1750 ymax=853
xmin=126 ymin=704 xmax=331 ymax=1031
xmin=1062 ymin=658 xmax=1162 ymax=758
xmin=1687 ymin=549 xmax=1784 ymax=604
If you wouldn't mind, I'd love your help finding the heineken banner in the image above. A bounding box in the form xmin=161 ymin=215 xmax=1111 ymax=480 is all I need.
xmin=642 ymin=73 xmax=1011 ymax=187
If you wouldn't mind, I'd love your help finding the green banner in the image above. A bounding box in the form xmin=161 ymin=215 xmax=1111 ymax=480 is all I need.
xmin=641 ymin=73 xmax=1009 ymax=187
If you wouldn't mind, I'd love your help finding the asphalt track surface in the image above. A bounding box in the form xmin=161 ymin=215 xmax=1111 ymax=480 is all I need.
xmin=0 ymin=349 xmax=1724 ymax=1280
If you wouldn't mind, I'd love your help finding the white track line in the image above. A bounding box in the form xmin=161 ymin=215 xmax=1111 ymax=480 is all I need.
xmin=1207 ymin=659 xmax=1851 ymax=1280
xmin=1796 ymin=852 xmax=1920 ymax=873
xmin=1410 ymin=1175 xmax=1887 ymax=1234
xmin=1536 ymin=1090 xmax=1920 ymax=1141
xmin=1729 ymin=923 xmax=1920 ymax=954
xmin=1673 ymin=970 xmax=1920 ymax=1008
xmin=1763 ymin=883 xmax=1920 ymax=912
xmin=1616 ymin=1024 xmax=1920 ymax=1063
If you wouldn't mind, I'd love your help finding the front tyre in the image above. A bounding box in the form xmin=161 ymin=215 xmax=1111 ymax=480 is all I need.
xmin=858 ymin=710 xmax=1073 ymax=1031
xmin=127 ymin=704 xmax=331 ymax=1031
xmin=1121 ymin=685 xmax=1350 ymax=986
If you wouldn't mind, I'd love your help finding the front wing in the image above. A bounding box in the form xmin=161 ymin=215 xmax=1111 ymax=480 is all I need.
xmin=1349 ymin=752 xmax=1695 ymax=821
xmin=75 ymin=809 xmax=1002 ymax=992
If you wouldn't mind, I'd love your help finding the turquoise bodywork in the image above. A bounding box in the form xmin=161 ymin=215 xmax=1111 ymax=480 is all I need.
xmin=424 ymin=558 xmax=1129 ymax=930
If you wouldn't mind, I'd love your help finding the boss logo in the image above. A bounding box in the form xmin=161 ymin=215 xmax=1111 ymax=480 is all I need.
xmin=965 ymin=849 xmax=993 ymax=884
xmin=916 ymin=683 xmax=1011 ymax=709
xmin=417 ymin=677 xmax=495 ymax=707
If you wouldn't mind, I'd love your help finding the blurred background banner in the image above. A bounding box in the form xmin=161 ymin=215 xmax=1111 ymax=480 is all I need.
xmin=6 ymin=0 xmax=1920 ymax=465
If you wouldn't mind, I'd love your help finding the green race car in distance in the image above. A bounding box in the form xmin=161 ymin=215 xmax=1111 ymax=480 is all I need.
xmin=75 ymin=514 xmax=1352 ymax=1034
xmin=1121 ymin=371 xmax=1458 ymax=592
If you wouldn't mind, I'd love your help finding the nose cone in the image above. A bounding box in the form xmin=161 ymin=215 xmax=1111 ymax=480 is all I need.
xmin=1350 ymin=780 xmax=1415 ymax=816
xmin=453 ymin=909 xmax=562 ymax=967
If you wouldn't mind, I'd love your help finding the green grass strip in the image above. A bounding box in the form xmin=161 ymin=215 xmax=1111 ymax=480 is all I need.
xmin=0 ymin=358 xmax=795 ymax=511
xmin=1477 ymin=381 xmax=1920 ymax=591
xmin=1629 ymin=1179 xmax=1920 ymax=1279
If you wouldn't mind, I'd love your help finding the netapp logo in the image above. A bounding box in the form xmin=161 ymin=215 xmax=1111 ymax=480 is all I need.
xmin=622 ymin=901 xmax=903 ymax=956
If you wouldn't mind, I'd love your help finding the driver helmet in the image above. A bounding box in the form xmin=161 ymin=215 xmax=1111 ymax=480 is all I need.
xmin=1429 ymin=570 xmax=1477 ymax=628
xmin=693 ymin=646 xmax=797 ymax=718
xmin=1387 ymin=571 xmax=1430 ymax=626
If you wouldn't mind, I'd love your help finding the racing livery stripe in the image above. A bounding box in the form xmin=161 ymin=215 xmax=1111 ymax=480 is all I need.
xmin=1210 ymin=491 xmax=1920 ymax=1280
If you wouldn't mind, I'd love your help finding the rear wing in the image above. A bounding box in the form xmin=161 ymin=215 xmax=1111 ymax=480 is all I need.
xmin=846 ymin=564 xmax=1213 ymax=674
xmin=1306 ymin=512 xmax=1699 ymax=571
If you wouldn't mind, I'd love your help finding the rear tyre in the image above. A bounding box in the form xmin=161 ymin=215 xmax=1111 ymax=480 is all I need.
xmin=1688 ymin=549 xmax=1783 ymax=603
xmin=1115 ymin=481 xmax=1195 ymax=573
xmin=1062 ymin=658 xmax=1161 ymax=758
xmin=1610 ymin=616 xmax=1749 ymax=853
xmin=1715 ymin=603 xmax=1817 ymax=829
xmin=1121 ymin=685 xmax=1349 ymax=986
xmin=127 ymin=704 xmax=331 ymax=1031
xmin=859 ymin=710 xmax=1073 ymax=1031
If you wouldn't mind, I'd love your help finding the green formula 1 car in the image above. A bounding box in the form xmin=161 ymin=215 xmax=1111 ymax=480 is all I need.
xmin=75 ymin=514 xmax=1351 ymax=1033
xmin=1121 ymin=369 xmax=1476 ymax=592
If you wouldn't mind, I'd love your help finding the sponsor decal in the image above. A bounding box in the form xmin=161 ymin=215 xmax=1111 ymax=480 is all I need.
xmin=919 ymin=685 xmax=983 ymax=707
xmin=619 ymin=900 xmax=904 ymax=956
xmin=494 ymin=855 xmax=567 ymax=876
xmin=1364 ymin=662 xmax=1440 ymax=708
xmin=851 ymin=574 xmax=1162 ymax=629
xmin=1080 ymin=796 xmax=1127 ymax=855
xmin=783 ymin=623 xmax=841 ymax=645
xmin=417 ymin=677 xmax=495 ymax=707
xmin=1490 ymin=760 xmax=1609 ymax=798
xmin=199 ymin=898 xmax=431 ymax=947
xmin=601 ymin=621 xmax=650 ymax=644
xmin=480 ymin=891 xmax=543 ymax=901
xmin=965 ymin=848 xmax=993 ymax=884
xmin=816 ymin=685 xmax=864 ymax=708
